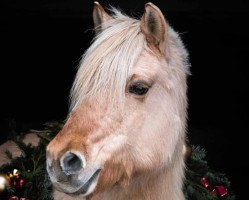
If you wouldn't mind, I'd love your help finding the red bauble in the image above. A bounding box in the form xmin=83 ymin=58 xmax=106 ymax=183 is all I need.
xmin=19 ymin=179 xmax=24 ymax=187
xmin=216 ymin=185 xmax=228 ymax=197
xmin=200 ymin=177 xmax=210 ymax=189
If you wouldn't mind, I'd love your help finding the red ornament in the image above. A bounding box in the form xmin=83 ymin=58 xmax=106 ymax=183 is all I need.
xmin=200 ymin=176 xmax=229 ymax=197
xmin=215 ymin=185 xmax=228 ymax=197
xmin=8 ymin=196 xmax=19 ymax=200
xmin=200 ymin=177 xmax=210 ymax=189
xmin=19 ymin=179 xmax=24 ymax=187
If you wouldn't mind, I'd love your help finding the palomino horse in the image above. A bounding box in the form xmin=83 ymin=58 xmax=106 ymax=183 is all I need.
xmin=46 ymin=2 xmax=190 ymax=200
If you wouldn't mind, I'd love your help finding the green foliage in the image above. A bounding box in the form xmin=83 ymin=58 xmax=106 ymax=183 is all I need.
xmin=0 ymin=121 xmax=62 ymax=200
xmin=184 ymin=146 xmax=236 ymax=200
xmin=0 ymin=121 xmax=236 ymax=200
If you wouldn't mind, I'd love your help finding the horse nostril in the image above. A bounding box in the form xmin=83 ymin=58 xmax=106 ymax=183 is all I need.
xmin=61 ymin=152 xmax=85 ymax=175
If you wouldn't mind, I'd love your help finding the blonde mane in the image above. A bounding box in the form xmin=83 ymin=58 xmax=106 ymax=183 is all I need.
xmin=70 ymin=10 xmax=145 ymax=111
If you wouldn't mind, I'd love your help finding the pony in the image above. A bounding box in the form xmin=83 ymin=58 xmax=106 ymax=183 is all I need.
xmin=46 ymin=2 xmax=190 ymax=200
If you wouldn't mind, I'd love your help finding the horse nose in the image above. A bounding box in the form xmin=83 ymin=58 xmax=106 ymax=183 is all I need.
xmin=60 ymin=152 xmax=86 ymax=175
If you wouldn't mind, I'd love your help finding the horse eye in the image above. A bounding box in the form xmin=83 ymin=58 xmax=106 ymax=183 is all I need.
xmin=129 ymin=83 xmax=149 ymax=95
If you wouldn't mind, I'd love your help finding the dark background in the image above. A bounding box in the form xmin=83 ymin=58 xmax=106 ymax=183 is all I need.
xmin=1 ymin=0 xmax=248 ymax=199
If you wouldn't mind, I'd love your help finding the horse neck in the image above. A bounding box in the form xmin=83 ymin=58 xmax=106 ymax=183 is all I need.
xmin=91 ymin=155 xmax=185 ymax=200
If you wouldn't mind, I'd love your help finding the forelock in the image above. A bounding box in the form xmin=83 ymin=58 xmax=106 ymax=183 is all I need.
xmin=70 ymin=10 xmax=145 ymax=111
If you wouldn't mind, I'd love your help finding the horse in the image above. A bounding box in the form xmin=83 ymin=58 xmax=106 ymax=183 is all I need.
xmin=46 ymin=2 xmax=190 ymax=200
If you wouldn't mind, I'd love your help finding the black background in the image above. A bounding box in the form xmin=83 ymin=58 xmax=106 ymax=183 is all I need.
xmin=1 ymin=0 xmax=248 ymax=199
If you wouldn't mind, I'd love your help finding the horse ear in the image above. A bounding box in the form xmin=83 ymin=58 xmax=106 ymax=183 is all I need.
xmin=93 ymin=1 xmax=112 ymax=34
xmin=141 ymin=2 xmax=168 ymax=54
